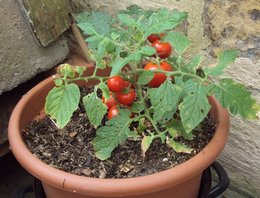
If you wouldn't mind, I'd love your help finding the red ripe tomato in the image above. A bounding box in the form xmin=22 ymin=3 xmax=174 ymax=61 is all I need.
xmin=108 ymin=105 xmax=120 ymax=120
xmin=123 ymin=80 xmax=131 ymax=89
xmin=116 ymin=89 xmax=136 ymax=106
xmin=102 ymin=93 xmax=117 ymax=110
xmin=107 ymin=76 xmax=125 ymax=93
xmin=144 ymin=62 xmax=173 ymax=87
xmin=152 ymin=40 xmax=172 ymax=59
xmin=147 ymin=34 xmax=161 ymax=43
xmin=123 ymin=80 xmax=135 ymax=90
xmin=107 ymin=106 xmax=134 ymax=120
xmin=147 ymin=33 xmax=165 ymax=43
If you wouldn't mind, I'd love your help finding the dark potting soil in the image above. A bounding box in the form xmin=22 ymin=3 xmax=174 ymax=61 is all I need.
xmin=23 ymin=87 xmax=216 ymax=179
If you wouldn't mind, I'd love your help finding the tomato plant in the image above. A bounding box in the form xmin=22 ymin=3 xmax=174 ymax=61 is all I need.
xmin=45 ymin=6 xmax=259 ymax=161
xmin=152 ymin=40 xmax=172 ymax=59
xmin=107 ymin=76 xmax=125 ymax=93
xmin=116 ymin=89 xmax=136 ymax=106
xmin=144 ymin=62 xmax=173 ymax=87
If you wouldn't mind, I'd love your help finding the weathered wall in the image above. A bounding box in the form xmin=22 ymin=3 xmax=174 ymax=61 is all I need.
xmin=71 ymin=0 xmax=260 ymax=196
xmin=0 ymin=0 xmax=69 ymax=95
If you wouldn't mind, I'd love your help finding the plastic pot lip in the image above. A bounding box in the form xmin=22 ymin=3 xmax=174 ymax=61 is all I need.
xmin=8 ymin=74 xmax=230 ymax=197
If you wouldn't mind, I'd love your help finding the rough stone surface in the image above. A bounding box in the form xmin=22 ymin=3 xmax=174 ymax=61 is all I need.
xmin=0 ymin=0 xmax=69 ymax=95
xmin=203 ymin=0 xmax=260 ymax=62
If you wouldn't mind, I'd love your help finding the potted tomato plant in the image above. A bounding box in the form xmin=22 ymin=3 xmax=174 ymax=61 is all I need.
xmin=8 ymin=5 xmax=259 ymax=198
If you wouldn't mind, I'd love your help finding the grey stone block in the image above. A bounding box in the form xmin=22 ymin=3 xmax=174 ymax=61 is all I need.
xmin=0 ymin=0 xmax=69 ymax=95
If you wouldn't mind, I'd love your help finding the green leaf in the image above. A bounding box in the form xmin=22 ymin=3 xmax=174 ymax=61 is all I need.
xmin=140 ymin=46 xmax=156 ymax=56
xmin=179 ymin=80 xmax=211 ymax=133
xmin=54 ymin=78 xmax=63 ymax=87
xmin=164 ymin=31 xmax=191 ymax=54
xmin=136 ymin=118 xmax=147 ymax=132
xmin=174 ymin=76 xmax=185 ymax=88
xmin=205 ymin=50 xmax=238 ymax=76
xmin=110 ymin=57 xmax=128 ymax=76
xmin=210 ymin=78 xmax=260 ymax=119
xmin=166 ymin=119 xmax=194 ymax=140
xmin=58 ymin=64 xmax=75 ymax=78
xmin=145 ymin=9 xmax=188 ymax=36
xmin=77 ymin=22 xmax=97 ymax=36
xmin=74 ymin=66 xmax=86 ymax=76
xmin=118 ymin=13 xmax=136 ymax=26
xmin=45 ymin=84 xmax=80 ymax=129
xmin=92 ymin=110 xmax=132 ymax=160
xmin=141 ymin=135 xmax=155 ymax=156
xmin=77 ymin=11 xmax=112 ymax=36
xmin=185 ymin=54 xmax=203 ymax=70
xmin=120 ymin=5 xmax=144 ymax=16
xmin=98 ymin=82 xmax=110 ymax=100
xmin=110 ymin=53 xmax=138 ymax=76
xmin=137 ymin=70 xmax=154 ymax=85
xmin=74 ymin=11 xmax=89 ymax=23
xmin=148 ymin=79 xmax=182 ymax=123
xmin=167 ymin=138 xmax=193 ymax=154
xmin=83 ymin=93 xmax=107 ymax=128
xmin=131 ymin=102 xmax=144 ymax=113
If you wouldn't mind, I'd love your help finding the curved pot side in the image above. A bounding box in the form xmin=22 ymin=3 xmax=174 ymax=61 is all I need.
xmin=8 ymin=73 xmax=230 ymax=197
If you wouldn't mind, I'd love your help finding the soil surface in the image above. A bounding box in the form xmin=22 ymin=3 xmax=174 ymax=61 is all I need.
xmin=23 ymin=87 xmax=216 ymax=179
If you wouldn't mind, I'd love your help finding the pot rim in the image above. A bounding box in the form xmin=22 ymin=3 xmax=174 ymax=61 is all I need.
xmin=8 ymin=75 xmax=230 ymax=197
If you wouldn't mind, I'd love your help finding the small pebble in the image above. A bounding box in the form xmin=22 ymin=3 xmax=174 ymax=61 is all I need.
xmin=99 ymin=170 xmax=107 ymax=179
xmin=82 ymin=168 xmax=92 ymax=176
xmin=162 ymin=158 xmax=168 ymax=162
xmin=69 ymin=131 xmax=78 ymax=137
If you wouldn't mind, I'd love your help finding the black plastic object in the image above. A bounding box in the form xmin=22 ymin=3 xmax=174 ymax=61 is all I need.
xmin=208 ymin=161 xmax=230 ymax=198
xmin=33 ymin=178 xmax=45 ymax=198
xmin=14 ymin=161 xmax=229 ymax=198
xmin=198 ymin=161 xmax=230 ymax=198
xmin=13 ymin=184 xmax=33 ymax=198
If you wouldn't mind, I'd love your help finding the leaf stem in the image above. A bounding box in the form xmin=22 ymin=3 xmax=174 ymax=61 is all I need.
xmin=66 ymin=75 xmax=108 ymax=83
xmin=136 ymin=68 xmax=205 ymax=82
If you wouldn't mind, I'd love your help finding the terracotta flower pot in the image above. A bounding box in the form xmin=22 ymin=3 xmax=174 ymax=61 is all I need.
xmin=8 ymin=66 xmax=230 ymax=198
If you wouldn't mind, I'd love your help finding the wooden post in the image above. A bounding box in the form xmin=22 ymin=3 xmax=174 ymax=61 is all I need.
xmin=18 ymin=0 xmax=71 ymax=47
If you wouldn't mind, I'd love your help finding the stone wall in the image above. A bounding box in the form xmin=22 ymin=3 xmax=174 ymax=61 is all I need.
xmin=0 ymin=0 xmax=69 ymax=95
xmin=70 ymin=0 xmax=260 ymax=196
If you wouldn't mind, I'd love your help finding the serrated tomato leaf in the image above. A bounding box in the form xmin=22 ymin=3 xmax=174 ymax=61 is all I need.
xmin=185 ymin=54 xmax=203 ymax=71
xmin=140 ymin=46 xmax=156 ymax=56
xmin=98 ymin=82 xmax=110 ymax=101
xmin=141 ymin=135 xmax=155 ymax=156
xmin=110 ymin=53 xmax=138 ymax=76
xmin=166 ymin=119 xmax=194 ymax=140
xmin=131 ymin=102 xmax=144 ymax=113
xmin=210 ymin=78 xmax=260 ymax=119
xmin=92 ymin=110 xmax=132 ymax=160
xmin=205 ymin=50 xmax=238 ymax=76
xmin=145 ymin=9 xmax=188 ymax=36
xmin=45 ymin=83 xmax=80 ymax=129
xmin=137 ymin=70 xmax=154 ymax=85
xmin=76 ymin=11 xmax=112 ymax=36
xmin=118 ymin=13 xmax=137 ymax=26
xmin=83 ymin=93 xmax=107 ymax=128
xmin=179 ymin=80 xmax=210 ymax=133
xmin=148 ymin=79 xmax=182 ymax=123
xmin=167 ymin=138 xmax=193 ymax=154
xmin=164 ymin=31 xmax=191 ymax=54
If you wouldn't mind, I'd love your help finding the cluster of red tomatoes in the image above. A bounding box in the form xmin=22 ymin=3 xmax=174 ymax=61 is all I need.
xmin=103 ymin=34 xmax=173 ymax=119
xmin=103 ymin=76 xmax=135 ymax=119
xmin=145 ymin=33 xmax=173 ymax=87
